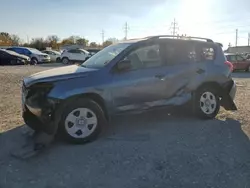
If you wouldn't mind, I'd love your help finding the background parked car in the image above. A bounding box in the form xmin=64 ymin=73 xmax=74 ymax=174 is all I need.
xmin=60 ymin=49 xmax=89 ymax=64
xmin=85 ymin=49 xmax=100 ymax=60
xmin=225 ymin=53 xmax=250 ymax=72
xmin=7 ymin=47 xmax=50 ymax=64
xmin=42 ymin=50 xmax=61 ymax=62
xmin=0 ymin=49 xmax=30 ymax=65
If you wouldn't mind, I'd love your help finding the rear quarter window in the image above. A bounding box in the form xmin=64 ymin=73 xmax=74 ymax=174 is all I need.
xmin=201 ymin=47 xmax=215 ymax=60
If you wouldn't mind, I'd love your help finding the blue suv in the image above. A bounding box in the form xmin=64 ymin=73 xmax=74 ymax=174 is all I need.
xmin=22 ymin=35 xmax=237 ymax=144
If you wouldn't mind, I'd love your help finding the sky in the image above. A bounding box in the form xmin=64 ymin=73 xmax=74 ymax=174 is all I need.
xmin=1 ymin=0 xmax=250 ymax=48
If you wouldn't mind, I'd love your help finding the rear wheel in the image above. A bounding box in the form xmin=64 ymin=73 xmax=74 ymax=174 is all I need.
xmin=62 ymin=57 xmax=69 ymax=64
xmin=59 ymin=99 xmax=107 ymax=144
xmin=194 ymin=87 xmax=220 ymax=119
xmin=56 ymin=57 xmax=61 ymax=62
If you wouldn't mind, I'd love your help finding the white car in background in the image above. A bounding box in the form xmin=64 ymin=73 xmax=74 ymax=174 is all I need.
xmin=60 ymin=49 xmax=89 ymax=64
xmin=42 ymin=50 xmax=61 ymax=62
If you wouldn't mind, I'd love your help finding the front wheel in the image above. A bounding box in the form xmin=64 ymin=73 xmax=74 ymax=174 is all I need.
xmin=59 ymin=99 xmax=107 ymax=144
xmin=31 ymin=58 xmax=38 ymax=65
xmin=62 ymin=57 xmax=69 ymax=64
xmin=193 ymin=87 xmax=220 ymax=119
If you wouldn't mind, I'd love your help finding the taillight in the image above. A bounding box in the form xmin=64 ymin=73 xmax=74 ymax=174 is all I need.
xmin=224 ymin=61 xmax=233 ymax=72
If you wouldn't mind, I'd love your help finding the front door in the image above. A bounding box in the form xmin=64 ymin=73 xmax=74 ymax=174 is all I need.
xmin=111 ymin=42 xmax=169 ymax=112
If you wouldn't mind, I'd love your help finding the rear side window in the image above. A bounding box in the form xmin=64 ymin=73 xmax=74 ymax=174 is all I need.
xmin=161 ymin=41 xmax=197 ymax=65
xmin=12 ymin=48 xmax=24 ymax=54
xmin=200 ymin=47 xmax=215 ymax=60
xmin=68 ymin=49 xmax=79 ymax=53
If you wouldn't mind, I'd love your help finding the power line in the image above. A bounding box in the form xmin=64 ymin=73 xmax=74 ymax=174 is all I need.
xmin=101 ymin=29 xmax=105 ymax=44
xmin=124 ymin=22 xmax=129 ymax=40
xmin=169 ymin=18 xmax=179 ymax=36
xmin=236 ymin=29 xmax=238 ymax=47
xmin=248 ymin=33 xmax=250 ymax=46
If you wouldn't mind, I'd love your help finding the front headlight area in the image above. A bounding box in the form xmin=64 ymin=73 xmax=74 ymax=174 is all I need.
xmin=25 ymin=83 xmax=56 ymax=119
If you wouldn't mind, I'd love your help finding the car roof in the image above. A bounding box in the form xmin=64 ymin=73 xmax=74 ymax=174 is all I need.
xmin=117 ymin=35 xmax=217 ymax=46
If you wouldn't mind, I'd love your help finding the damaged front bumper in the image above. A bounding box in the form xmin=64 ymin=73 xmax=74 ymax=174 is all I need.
xmin=220 ymin=79 xmax=237 ymax=111
xmin=22 ymin=83 xmax=60 ymax=135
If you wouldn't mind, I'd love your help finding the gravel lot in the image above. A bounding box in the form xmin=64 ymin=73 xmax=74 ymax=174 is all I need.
xmin=0 ymin=64 xmax=249 ymax=188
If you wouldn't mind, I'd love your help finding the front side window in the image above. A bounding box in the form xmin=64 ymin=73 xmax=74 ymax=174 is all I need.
xmin=14 ymin=48 xmax=24 ymax=54
xmin=124 ymin=44 xmax=162 ymax=70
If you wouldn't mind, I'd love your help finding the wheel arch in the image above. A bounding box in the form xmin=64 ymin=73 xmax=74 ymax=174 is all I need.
xmin=194 ymin=81 xmax=223 ymax=96
xmin=60 ymin=92 xmax=109 ymax=121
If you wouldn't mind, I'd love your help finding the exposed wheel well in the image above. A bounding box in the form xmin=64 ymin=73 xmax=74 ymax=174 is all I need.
xmin=195 ymin=82 xmax=223 ymax=96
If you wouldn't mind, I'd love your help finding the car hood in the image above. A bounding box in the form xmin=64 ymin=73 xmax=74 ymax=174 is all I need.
xmin=24 ymin=65 xmax=98 ymax=87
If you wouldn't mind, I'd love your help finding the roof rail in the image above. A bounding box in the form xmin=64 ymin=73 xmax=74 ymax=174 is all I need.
xmin=147 ymin=35 xmax=214 ymax=43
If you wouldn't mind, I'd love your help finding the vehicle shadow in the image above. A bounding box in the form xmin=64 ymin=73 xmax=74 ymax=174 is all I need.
xmin=0 ymin=109 xmax=249 ymax=188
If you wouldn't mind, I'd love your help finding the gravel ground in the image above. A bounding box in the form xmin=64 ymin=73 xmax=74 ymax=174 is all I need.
xmin=0 ymin=65 xmax=249 ymax=188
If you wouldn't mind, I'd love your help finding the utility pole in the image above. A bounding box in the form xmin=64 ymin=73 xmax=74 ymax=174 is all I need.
xmin=235 ymin=29 xmax=238 ymax=47
xmin=170 ymin=18 xmax=179 ymax=37
xmin=124 ymin=22 xmax=129 ymax=40
xmin=101 ymin=30 xmax=105 ymax=44
xmin=248 ymin=33 xmax=250 ymax=46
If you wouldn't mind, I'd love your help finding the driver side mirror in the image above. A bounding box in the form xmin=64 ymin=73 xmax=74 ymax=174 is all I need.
xmin=117 ymin=59 xmax=131 ymax=72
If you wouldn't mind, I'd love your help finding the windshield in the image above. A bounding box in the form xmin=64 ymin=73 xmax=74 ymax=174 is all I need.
xmin=81 ymin=43 xmax=131 ymax=68
xmin=28 ymin=48 xmax=42 ymax=54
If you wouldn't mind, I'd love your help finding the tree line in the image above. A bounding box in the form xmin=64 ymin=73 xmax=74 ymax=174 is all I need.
xmin=0 ymin=32 xmax=118 ymax=50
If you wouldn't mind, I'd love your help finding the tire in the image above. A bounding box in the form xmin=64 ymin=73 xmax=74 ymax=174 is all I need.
xmin=193 ymin=87 xmax=220 ymax=119
xmin=59 ymin=98 xmax=107 ymax=144
xmin=31 ymin=58 xmax=38 ymax=65
xmin=62 ymin=57 xmax=69 ymax=64
xmin=56 ymin=57 xmax=61 ymax=62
